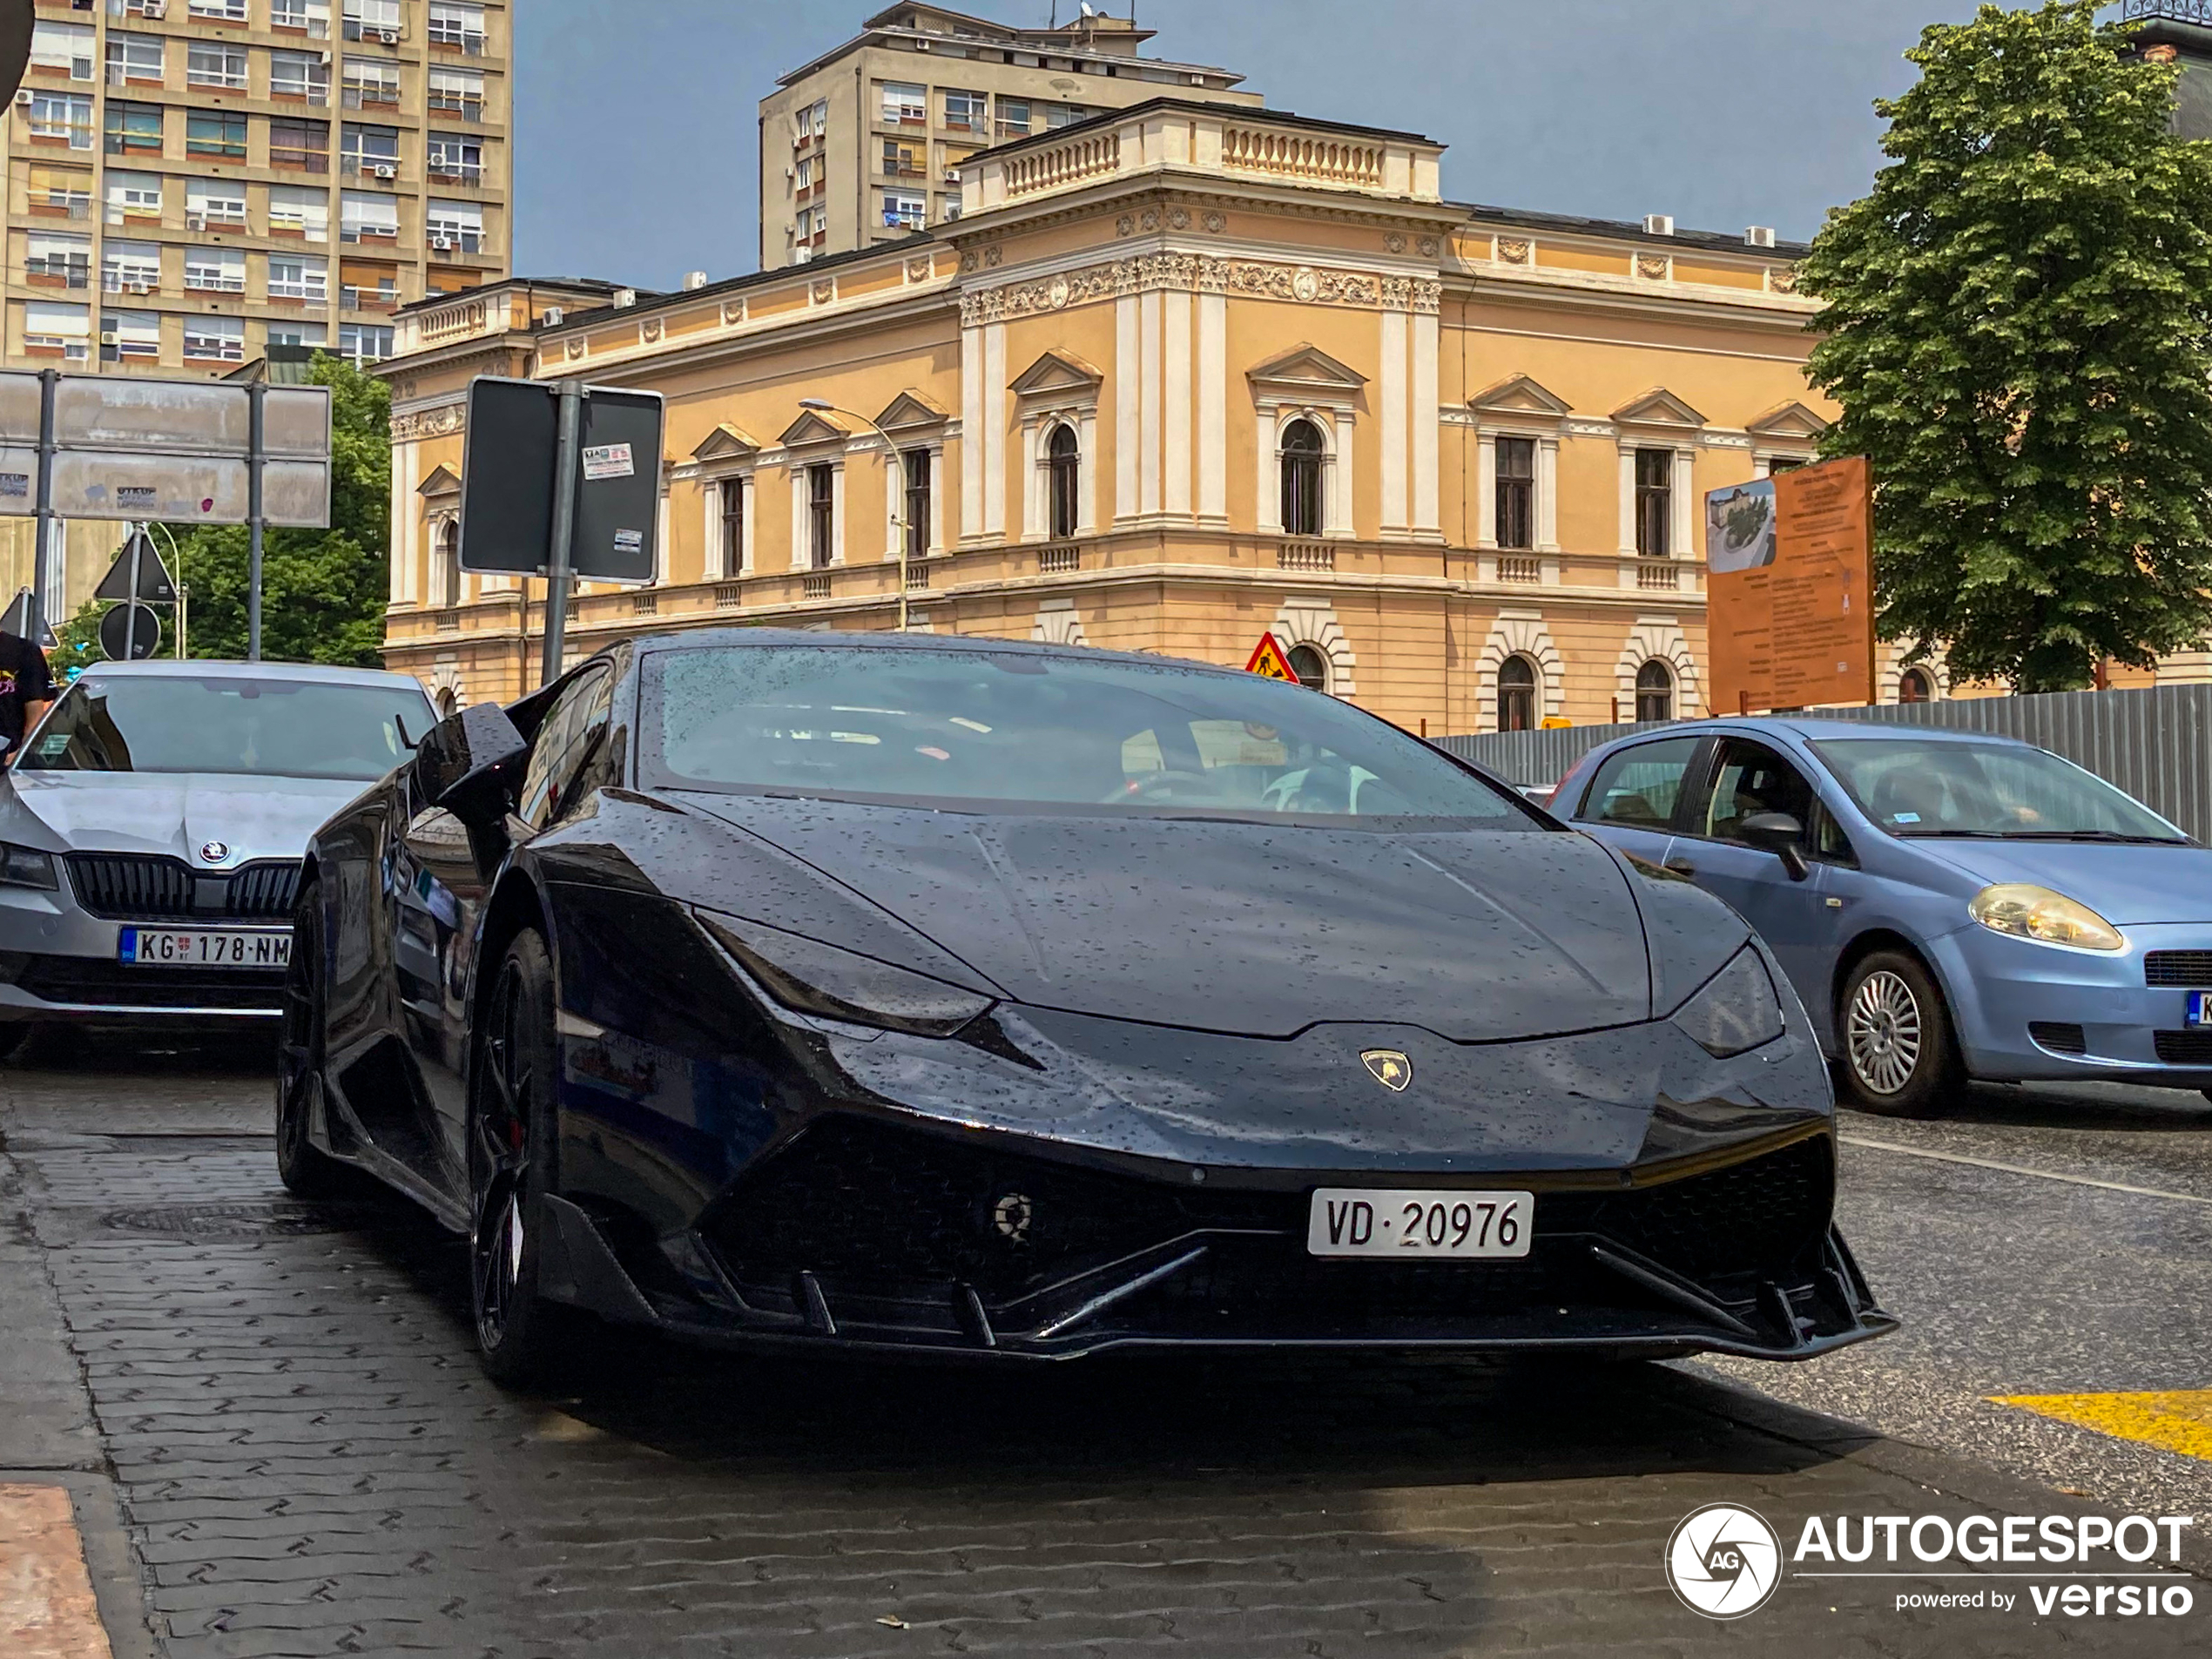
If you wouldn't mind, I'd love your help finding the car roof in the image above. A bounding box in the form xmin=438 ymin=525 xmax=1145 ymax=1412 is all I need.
xmin=1600 ymin=716 xmax=2029 ymax=749
xmin=617 ymin=625 xmax=1237 ymax=678
xmin=78 ymin=659 xmax=430 ymax=691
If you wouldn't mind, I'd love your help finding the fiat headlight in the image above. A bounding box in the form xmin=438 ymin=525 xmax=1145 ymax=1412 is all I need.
xmin=1969 ymin=884 xmax=2124 ymax=952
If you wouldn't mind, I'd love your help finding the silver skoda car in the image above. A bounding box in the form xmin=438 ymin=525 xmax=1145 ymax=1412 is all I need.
xmin=0 ymin=660 xmax=435 ymax=1049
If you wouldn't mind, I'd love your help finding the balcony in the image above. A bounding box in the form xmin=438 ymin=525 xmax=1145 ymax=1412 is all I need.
xmin=270 ymin=144 xmax=331 ymax=173
xmin=2122 ymin=2 xmax=2212 ymax=20
xmin=1635 ymin=560 xmax=1681 ymax=591
xmin=185 ymin=210 xmax=246 ymax=232
xmin=1497 ymin=555 xmax=1541 ymax=583
xmin=801 ymin=573 xmax=832 ymax=601
xmin=715 ymin=583 xmax=743 ymax=609
xmin=24 ymin=260 xmax=90 ymax=289
xmin=34 ymin=197 xmax=92 ymax=220
xmin=341 ymin=285 xmax=399 ymax=310
xmin=904 ymin=563 xmax=930 ymax=591
xmin=631 ymin=591 xmax=658 ymax=617
xmin=1038 ymin=544 xmax=1081 ymax=574
xmin=1277 ymin=541 xmax=1335 ymax=572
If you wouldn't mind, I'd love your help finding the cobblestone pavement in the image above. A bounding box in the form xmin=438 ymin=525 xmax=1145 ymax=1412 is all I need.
xmin=2 ymin=1035 xmax=2206 ymax=1658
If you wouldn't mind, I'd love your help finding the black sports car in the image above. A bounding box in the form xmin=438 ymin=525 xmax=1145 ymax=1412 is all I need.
xmin=281 ymin=629 xmax=1894 ymax=1382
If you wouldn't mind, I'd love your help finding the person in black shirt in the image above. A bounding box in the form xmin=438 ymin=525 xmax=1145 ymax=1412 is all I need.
xmin=0 ymin=631 xmax=56 ymax=766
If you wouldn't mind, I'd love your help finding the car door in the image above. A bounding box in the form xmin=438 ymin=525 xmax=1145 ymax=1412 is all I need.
xmin=1672 ymin=735 xmax=1852 ymax=1010
xmin=1569 ymin=735 xmax=1706 ymax=873
xmin=393 ymin=665 xmax=612 ymax=1163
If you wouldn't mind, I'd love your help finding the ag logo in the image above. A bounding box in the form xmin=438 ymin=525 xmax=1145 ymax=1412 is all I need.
xmin=1665 ymin=1503 xmax=1781 ymax=1620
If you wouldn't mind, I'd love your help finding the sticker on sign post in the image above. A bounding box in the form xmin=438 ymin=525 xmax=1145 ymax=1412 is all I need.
xmin=582 ymin=442 xmax=635 ymax=481
xmin=613 ymin=529 xmax=644 ymax=556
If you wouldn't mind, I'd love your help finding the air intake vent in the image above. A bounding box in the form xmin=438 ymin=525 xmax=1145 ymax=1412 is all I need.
xmin=2144 ymin=950 xmax=2212 ymax=987
xmin=2028 ymin=1022 xmax=2087 ymax=1057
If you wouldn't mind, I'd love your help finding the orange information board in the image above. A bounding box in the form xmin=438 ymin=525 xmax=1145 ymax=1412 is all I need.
xmin=1244 ymin=631 xmax=1298 ymax=681
xmin=1705 ymin=455 xmax=1875 ymax=714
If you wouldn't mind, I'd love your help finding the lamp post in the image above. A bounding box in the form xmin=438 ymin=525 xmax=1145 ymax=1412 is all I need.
xmin=796 ymin=398 xmax=912 ymax=632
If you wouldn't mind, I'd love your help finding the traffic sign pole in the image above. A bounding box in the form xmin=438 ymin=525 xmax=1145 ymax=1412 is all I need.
xmin=538 ymin=381 xmax=583 ymax=688
xmin=246 ymin=382 xmax=266 ymax=662
xmin=30 ymin=367 xmax=54 ymax=644
xmin=123 ymin=523 xmax=141 ymax=663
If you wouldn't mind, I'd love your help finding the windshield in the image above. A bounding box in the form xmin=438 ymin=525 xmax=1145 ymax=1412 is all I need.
xmin=22 ymin=675 xmax=434 ymax=783
xmin=1811 ymin=738 xmax=2188 ymax=844
xmin=641 ymin=644 xmax=1538 ymax=826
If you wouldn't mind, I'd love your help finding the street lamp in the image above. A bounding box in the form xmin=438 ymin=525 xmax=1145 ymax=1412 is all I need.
xmin=797 ymin=397 xmax=913 ymax=632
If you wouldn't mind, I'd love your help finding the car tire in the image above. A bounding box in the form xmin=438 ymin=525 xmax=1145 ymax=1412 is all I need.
xmin=1837 ymin=950 xmax=1959 ymax=1118
xmin=468 ymin=930 xmax=574 ymax=1389
xmin=0 ymin=1022 xmax=38 ymax=1063
xmin=275 ymin=883 xmax=348 ymax=1198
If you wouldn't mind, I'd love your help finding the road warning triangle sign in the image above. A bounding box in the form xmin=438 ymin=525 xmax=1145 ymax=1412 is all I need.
xmin=1244 ymin=631 xmax=1298 ymax=682
xmin=94 ymin=530 xmax=177 ymax=604
xmin=0 ymin=589 xmax=54 ymax=649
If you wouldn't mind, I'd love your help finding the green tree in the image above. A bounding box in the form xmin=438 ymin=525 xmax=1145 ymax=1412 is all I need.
xmin=159 ymin=354 xmax=392 ymax=666
xmin=1801 ymin=1 xmax=2212 ymax=691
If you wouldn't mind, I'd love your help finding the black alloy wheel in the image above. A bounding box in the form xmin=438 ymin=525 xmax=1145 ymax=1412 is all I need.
xmin=1837 ymin=949 xmax=1959 ymax=1118
xmin=469 ymin=930 xmax=570 ymax=1387
xmin=275 ymin=882 xmax=347 ymax=1197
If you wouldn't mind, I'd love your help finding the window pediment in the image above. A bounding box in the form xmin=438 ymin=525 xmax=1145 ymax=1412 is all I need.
xmin=691 ymin=421 xmax=762 ymax=462
xmin=1010 ymin=348 xmax=1103 ymax=400
xmin=1746 ymin=400 xmax=1830 ymax=442
xmin=416 ymin=463 xmax=460 ymax=500
xmin=777 ymin=408 xmax=849 ymax=448
xmin=1613 ymin=387 xmax=1707 ymax=429
xmin=875 ymin=388 xmax=948 ymax=431
xmin=1468 ymin=373 xmax=1571 ymax=420
xmin=1246 ymin=342 xmax=1367 ymax=396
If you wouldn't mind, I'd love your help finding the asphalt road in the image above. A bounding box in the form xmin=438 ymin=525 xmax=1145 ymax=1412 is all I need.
xmin=0 ymin=1031 xmax=2207 ymax=1657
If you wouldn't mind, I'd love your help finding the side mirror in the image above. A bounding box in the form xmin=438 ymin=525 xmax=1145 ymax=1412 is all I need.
xmin=413 ymin=703 xmax=527 ymax=821
xmin=1737 ymin=811 xmax=1810 ymax=881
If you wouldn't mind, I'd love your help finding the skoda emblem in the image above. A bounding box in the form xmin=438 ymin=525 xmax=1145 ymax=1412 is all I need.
xmin=1361 ymin=1049 xmax=1412 ymax=1092
xmin=199 ymin=840 xmax=230 ymax=863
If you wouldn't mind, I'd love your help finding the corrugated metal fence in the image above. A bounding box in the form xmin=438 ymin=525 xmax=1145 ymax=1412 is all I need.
xmin=1437 ymin=684 xmax=2212 ymax=840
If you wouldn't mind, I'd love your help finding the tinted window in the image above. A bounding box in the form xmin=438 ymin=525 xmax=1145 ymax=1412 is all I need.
xmin=516 ymin=669 xmax=611 ymax=830
xmin=23 ymin=676 xmax=430 ymax=782
xmin=1703 ymin=738 xmax=1816 ymax=846
xmin=1579 ymin=738 xmax=1699 ymax=830
xmin=641 ymin=645 xmax=1538 ymax=826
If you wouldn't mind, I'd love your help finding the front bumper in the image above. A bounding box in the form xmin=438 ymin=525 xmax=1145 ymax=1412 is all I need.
xmin=0 ymin=887 xmax=284 ymax=1021
xmin=1931 ymin=921 xmax=2212 ymax=1085
xmin=538 ymin=1113 xmax=1896 ymax=1362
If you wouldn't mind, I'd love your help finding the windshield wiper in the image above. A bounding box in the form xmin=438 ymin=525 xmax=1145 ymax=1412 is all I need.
xmin=1989 ymin=830 xmax=2190 ymax=846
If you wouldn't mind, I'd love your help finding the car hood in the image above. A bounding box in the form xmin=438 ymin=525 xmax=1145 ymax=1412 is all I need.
xmin=1909 ymin=837 xmax=2212 ymax=925
xmin=664 ymin=793 xmax=1670 ymax=1042
xmin=0 ymin=770 xmax=370 ymax=865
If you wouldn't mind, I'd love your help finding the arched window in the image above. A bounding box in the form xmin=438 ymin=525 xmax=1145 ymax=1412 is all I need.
xmin=1898 ymin=666 xmax=1932 ymax=705
xmin=435 ymin=519 xmax=461 ymax=606
xmin=1280 ymin=418 xmax=1324 ymax=536
xmin=1047 ymin=424 xmax=1079 ymax=540
xmin=1635 ymin=658 xmax=1674 ymax=723
xmin=1497 ymin=654 xmax=1537 ymax=732
xmin=1287 ymin=643 xmax=1328 ymax=692
xmin=435 ymin=685 xmax=460 ymax=718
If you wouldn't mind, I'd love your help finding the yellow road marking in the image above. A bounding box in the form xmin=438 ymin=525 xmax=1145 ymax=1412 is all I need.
xmin=1993 ymin=1392 xmax=2212 ymax=1463
xmin=0 ymin=1484 xmax=114 ymax=1659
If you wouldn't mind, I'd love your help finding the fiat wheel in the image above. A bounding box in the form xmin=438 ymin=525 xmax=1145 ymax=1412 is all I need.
xmin=469 ymin=930 xmax=570 ymax=1387
xmin=275 ymin=883 xmax=347 ymax=1197
xmin=1838 ymin=950 xmax=1959 ymax=1118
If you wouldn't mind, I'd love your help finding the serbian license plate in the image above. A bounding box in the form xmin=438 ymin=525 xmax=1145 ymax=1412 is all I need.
xmin=118 ymin=927 xmax=291 ymax=969
xmin=1306 ymin=1188 xmax=1534 ymax=1259
xmin=2191 ymin=991 xmax=2212 ymax=1028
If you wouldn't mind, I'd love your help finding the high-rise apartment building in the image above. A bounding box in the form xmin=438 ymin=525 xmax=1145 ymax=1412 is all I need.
xmin=761 ymin=3 xmax=1255 ymax=266
xmin=2 ymin=0 xmax=511 ymax=377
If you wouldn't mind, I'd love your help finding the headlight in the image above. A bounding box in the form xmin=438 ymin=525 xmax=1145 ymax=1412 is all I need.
xmin=1672 ymin=948 xmax=1785 ymax=1059
xmin=0 ymin=843 xmax=57 ymax=891
xmin=1969 ymin=884 xmax=2123 ymax=951
xmin=698 ymin=909 xmax=994 ymax=1037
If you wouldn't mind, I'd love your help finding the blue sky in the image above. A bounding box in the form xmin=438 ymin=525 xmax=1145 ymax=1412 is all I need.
xmin=513 ymin=0 xmax=1989 ymax=291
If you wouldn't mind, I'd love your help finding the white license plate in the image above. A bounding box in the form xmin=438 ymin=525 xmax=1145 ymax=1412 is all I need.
xmin=1306 ymin=1188 xmax=1534 ymax=1259
xmin=2190 ymin=990 xmax=2212 ymax=1028
xmin=118 ymin=927 xmax=291 ymax=969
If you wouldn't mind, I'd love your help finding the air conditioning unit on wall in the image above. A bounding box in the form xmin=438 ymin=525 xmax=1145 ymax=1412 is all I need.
xmin=372 ymin=164 xmax=396 ymax=179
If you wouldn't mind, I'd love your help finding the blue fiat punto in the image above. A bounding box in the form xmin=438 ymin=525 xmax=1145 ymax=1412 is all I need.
xmin=1551 ymin=719 xmax=2212 ymax=1116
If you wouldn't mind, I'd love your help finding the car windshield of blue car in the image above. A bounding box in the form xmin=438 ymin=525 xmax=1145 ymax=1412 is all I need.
xmin=644 ymin=645 xmax=1539 ymax=825
xmin=20 ymin=677 xmax=435 ymax=782
xmin=1811 ymin=738 xmax=2189 ymax=844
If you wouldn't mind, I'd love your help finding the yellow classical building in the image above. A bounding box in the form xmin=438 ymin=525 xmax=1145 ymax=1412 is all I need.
xmin=380 ymin=98 xmax=1888 ymax=732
